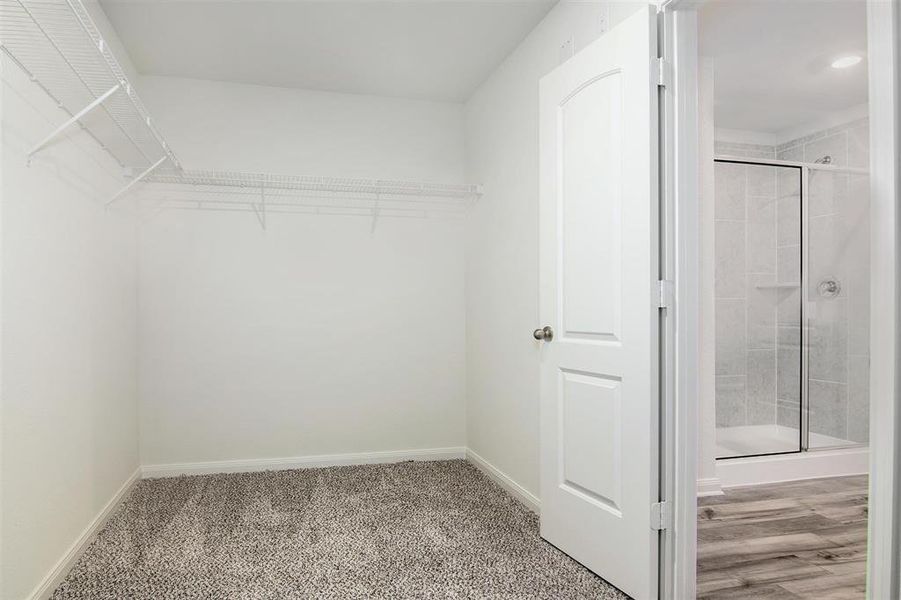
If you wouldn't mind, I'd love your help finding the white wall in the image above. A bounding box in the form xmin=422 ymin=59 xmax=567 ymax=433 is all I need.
xmin=463 ymin=1 xmax=643 ymax=496
xmin=137 ymin=76 xmax=464 ymax=180
xmin=0 ymin=56 xmax=140 ymax=599
xmin=136 ymin=77 xmax=467 ymax=466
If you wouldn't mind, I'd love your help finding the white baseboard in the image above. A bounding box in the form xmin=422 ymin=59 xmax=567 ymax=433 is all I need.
xmin=717 ymin=446 xmax=869 ymax=488
xmin=141 ymin=446 xmax=468 ymax=478
xmin=142 ymin=447 xmax=541 ymax=515
xmin=27 ymin=467 xmax=141 ymax=600
xmin=696 ymin=476 xmax=724 ymax=497
xmin=466 ymin=448 xmax=541 ymax=514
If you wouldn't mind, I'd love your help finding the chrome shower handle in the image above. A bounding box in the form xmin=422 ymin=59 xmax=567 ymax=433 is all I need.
xmin=817 ymin=277 xmax=841 ymax=299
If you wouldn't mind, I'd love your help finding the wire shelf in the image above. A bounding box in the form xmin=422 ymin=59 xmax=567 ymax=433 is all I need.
xmin=0 ymin=0 xmax=178 ymax=169
xmin=0 ymin=0 xmax=483 ymax=221
xmin=146 ymin=169 xmax=482 ymax=200
xmin=141 ymin=170 xmax=480 ymax=225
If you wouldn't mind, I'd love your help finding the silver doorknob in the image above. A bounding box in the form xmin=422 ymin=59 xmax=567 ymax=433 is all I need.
xmin=533 ymin=326 xmax=554 ymax=341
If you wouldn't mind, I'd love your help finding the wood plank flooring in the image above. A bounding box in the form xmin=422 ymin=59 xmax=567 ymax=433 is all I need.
xmin=697 ymin=475 xmax=868 ymax=599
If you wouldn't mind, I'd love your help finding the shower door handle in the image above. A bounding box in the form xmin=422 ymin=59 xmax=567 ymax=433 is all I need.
xmin=533 ymin=326 xmax=554 ymax=341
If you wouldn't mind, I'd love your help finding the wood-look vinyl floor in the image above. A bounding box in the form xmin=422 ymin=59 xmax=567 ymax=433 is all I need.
xmin=697 ymin=475 xmax=868 ymax=599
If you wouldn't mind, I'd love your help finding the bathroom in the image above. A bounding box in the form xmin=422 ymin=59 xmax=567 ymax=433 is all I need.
xmin=696 ymin=1 xmax=870 ymax=597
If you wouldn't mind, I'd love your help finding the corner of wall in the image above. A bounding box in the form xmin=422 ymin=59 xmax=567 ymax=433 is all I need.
xmin=461 ymin=1 xmax=643 ymax=502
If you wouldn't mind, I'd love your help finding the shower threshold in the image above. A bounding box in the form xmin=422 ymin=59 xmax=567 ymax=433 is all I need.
xmin=716 ymin=424 xmax=853 ymax=458
xmin=712 ymin=424 xmax=868 ymax=489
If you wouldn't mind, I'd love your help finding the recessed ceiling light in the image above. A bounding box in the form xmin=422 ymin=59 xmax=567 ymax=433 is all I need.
xmin=831 ymin=55 xmax=862 ymax=69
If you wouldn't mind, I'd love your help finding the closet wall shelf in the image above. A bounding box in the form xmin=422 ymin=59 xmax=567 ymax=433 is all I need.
xmin=0 ymin=0 xmax=180 ymax=174
xmin=142 ymin=170 xmax=482 ymax=229
xmin=145 ymin=169 xmax=483 ymax=200
xmin=1 ymin=0 xmax=484 ymax=219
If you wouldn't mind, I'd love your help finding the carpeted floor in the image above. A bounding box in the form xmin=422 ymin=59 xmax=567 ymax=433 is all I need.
xmin=51 ymin=459 xmax=628 ymax=599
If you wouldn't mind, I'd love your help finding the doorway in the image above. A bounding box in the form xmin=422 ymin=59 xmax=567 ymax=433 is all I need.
xmin=695 ymin=1 xmax=871 ymax=598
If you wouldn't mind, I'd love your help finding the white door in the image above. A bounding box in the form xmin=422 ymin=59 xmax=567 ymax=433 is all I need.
xmin=538 ymin=6 xmax=659 ymax=600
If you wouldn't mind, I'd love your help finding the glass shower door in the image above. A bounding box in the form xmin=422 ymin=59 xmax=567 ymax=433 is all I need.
xmin=805 ymin=169 xmax=870 ymax=449
xmin=714 ymin=160 xmax=803 ymax=458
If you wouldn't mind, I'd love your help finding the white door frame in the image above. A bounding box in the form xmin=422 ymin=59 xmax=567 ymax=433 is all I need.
xmin=660 ymin=1 xmax=901 ymax=599
xmin=862 ymin=2 xmax=900 ymax=597
xmin=657 ymin=2 xmax=699 ymax=599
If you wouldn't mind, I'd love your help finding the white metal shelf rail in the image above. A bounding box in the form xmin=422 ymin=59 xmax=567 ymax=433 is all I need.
xmin=143 ymin=170 xmax=483 ymax=229
xmin=147 ymin=170 xmax=482 ymax=198
xmin=0 ymin=0 xmax=483 ymax=222
xmin=0 ymin=0 xmax=180 ymax=193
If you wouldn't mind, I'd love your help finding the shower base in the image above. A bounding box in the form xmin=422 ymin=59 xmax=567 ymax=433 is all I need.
xmin=713 ymin=425 xmax=868 ymax=489
xmin=716 ymin=424 xmax=850 ymax=458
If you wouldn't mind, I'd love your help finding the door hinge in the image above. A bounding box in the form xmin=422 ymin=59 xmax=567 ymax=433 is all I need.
xmin=656 ymin=57 xmax=671 ymax=88
xmin=657 ymin=279 xmax=674 ymax=309
xmin=650 ymin=501 xmax=672 ymax=531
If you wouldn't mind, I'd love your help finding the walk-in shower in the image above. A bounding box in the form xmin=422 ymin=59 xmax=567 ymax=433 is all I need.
xmin=713 ymin=153 xmax=870 ymax=461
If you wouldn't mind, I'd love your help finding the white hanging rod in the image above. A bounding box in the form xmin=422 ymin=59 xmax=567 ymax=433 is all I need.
xmin=145 ymin=170 xmax=483 ymax=200
xmin=156 ymin=204 xmax=441 ymax=220
xmin=148 ymin=195 xmax=468 ymax=214
xmin=142 ymin=187 xmax=470 ymax=209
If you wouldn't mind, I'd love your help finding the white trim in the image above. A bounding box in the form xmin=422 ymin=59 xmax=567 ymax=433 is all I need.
xmin=717 ymin=447 xmax=869 ymax=489
xmin=660 ymin=2 xmax=700 ymax=599
xmin=26 ymin=467 xmax=141 ymax=600
xmin=141 ymin=447 xmax=467 ymax=478
xmin=465 ymin=448 xmax=540 ymax=514
xmin=0 ymin=50 xmax=5 ymax=600
xmin=866 ymin=1 xmax=901 ymax=597
xmin=696 ymin=477 xmax=723 ymax=497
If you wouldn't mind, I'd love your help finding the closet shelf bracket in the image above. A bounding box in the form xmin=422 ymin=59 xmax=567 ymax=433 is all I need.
xmin=27 ymin=81 xmax=122 ymax=163
xmin=370 ymin=192 xmax=380 ymax=233
xmin=107 ymin=155 xmax=168 ymax=206
xmin=250 ymin=186 xmax=267 ymax=230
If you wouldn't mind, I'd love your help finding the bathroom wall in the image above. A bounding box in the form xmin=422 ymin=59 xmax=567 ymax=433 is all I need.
xmin=776 ymin=119 xmax=870 ymax=444
xmin=774 ymin=159 xmax=803 ymax=438
xmin=713 ymin=118 xmax=870 ymax=446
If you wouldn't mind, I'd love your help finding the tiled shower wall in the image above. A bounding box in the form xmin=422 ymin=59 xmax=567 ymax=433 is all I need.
xmin=777 ymin=119 xmax=870 ymax=444
xmin=774 ymin=163 xmax=802 ymax=438
xmin=713 ymin=156 xmax=787 ymax=429
xmin=714 ymin=118 xmax=870 ymax=444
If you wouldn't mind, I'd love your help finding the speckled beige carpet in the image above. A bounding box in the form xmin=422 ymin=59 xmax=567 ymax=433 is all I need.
xmin=51 ymin=460 xmax=628 ymax=599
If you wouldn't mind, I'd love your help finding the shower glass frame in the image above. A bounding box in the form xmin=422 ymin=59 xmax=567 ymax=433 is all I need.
xmin=713 ymin=156 xmax=869 ymax=460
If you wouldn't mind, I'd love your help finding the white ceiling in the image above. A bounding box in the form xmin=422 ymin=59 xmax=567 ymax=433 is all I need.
xmin=700 ymin=0 xmax=868 ymax=135
xmin=99 ymin=0 xmax=557 ymax=103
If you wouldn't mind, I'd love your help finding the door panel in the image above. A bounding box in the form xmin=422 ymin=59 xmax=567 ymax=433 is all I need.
xmin=560 ymin=71 xmax=623 ymax=341
xmin=560 ymin=370 xmax=623 ymax=513
xmin=538 ymin=6 xmax=659 ymax=600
